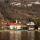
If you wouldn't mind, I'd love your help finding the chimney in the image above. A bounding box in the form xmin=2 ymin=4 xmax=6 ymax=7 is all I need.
xmin=16 ymin=20 xmax=17 ymax=23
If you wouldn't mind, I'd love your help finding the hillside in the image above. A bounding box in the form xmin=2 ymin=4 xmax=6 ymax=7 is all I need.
xmin=0 ymin=0 xmax=40 ymax=24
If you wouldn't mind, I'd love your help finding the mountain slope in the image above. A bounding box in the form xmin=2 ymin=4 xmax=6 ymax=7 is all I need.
xmin=0 ymin=0 xmax=40 ymax=20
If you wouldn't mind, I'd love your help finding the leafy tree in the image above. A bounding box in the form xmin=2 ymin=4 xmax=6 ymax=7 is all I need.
xmin=8 ymin=18 xmax=16 ymax=22
xmin=32 ymin=18 xmax=40 ymax=26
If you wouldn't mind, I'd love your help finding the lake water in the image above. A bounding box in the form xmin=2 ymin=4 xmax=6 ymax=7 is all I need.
xmin=0 ymin=30 xmax=40 ymax=40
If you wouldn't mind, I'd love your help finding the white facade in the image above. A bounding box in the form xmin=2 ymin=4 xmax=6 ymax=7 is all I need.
xmin=9 ymin=25 xmax=16 ymax=29
xmin=27 ymin=22 xmax=35 ymax=25
xmin=16 ymin=25 xmax=21 ymax=29
xmin=9 ymin=24 xmax=21 ymax=30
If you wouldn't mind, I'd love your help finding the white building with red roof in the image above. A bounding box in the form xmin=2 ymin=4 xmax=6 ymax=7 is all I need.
xmin=7 ymin=20 xmax=21 ymax=30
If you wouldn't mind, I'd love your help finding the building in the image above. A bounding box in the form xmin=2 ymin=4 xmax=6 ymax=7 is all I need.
xmin=6 ymin=20 xmax=22 ymax=30
xmin=27 ymin=21 xmax=35 ymax=30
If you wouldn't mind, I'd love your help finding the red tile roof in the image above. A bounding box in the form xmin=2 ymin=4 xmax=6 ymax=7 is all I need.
xmin=7 ymin=22 xmax=16 ymax=26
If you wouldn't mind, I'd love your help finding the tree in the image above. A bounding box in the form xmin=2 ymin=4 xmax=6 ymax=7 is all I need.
xmin=32 ymin=18 xmax=40 ymax=26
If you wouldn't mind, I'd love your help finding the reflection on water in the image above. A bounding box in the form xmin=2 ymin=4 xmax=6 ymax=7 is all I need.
xmin=34 ymin=31 xmax=40 ymax=40
xmin=0 ymin=31 xmax=40 ymax=40
xmin=28 ymin=31 xmax=35 ymax=40
xmin=0 ymin=32 xmax=10 ymax=40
